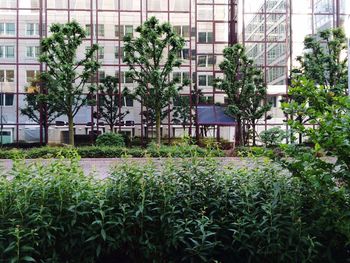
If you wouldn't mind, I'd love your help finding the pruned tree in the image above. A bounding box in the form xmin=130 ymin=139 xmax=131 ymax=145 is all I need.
xmin=94 ymin=76 xmax=129 ymax=132
xmin=172 ymin=95 xmax=194 ymax=132
xmin=39 ymin=21 xmax=100 ymax=145
xmin=283 ymin=28 xmax=348 ymax=144
xmin=123 ymin=16 xmax=186 ymax=145
xmin=214 ymin=44 xmax=270 ymax=146
xmin=295 ymin=28 xmax=347 ymax=95
xmin=20 ymin=74 xmax=63 ymax=143
xmin=244 ymin=76 xmax=271 ymax=146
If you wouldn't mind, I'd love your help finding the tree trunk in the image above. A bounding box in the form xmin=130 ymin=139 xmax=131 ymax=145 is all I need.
xmin=235 ymin=119 xmax=242 ymax=146
xmin=297 ymin=115 xmax=302 ymax=144
xmin=156 ymin=110 xmax=161 ymax=145
xmin=252 ymin=122 xmax=256 ymax=146
xmin=110 ymin=124 xmax=114 ymax=133
xmin=68 ymin=112 xmax=74 ymax=146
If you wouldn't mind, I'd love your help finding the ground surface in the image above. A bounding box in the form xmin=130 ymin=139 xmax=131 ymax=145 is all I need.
xmin=0 ymin=157 xmax=268 ymax=179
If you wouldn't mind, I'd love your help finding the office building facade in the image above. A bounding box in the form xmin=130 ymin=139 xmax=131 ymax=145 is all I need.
xmin=0 ymin=0 xmax=348 ymax=144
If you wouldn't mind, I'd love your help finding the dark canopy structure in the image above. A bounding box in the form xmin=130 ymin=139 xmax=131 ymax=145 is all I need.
xmin=197 ymin=105 xmax=236 ymax=126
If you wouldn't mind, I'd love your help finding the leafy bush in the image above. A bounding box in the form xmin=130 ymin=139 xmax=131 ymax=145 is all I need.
xmin=236 ymin=146 xmax=275 ymax=158
xmin=0 ymin=154 xmax=349 ymax=262
xmin=0 ymin=145 xmax=224 ymax=159
xmin=95 ymin=133 xmax=125 ymax=147
xmin=260 ymin=127 xmax=287 ymax=147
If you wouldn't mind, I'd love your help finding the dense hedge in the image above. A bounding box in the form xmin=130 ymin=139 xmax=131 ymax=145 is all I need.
xmin=0 ymin=144 xmax=224 ymax=159
xmin=95 ymin=133 xmax=125 ymax=147
xmin=0 ymin=153 xmax=349 ymax=262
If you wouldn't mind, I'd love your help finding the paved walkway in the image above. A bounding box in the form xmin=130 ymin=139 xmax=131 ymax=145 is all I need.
xmin=0 ymin=157 xmax=266 ymax=179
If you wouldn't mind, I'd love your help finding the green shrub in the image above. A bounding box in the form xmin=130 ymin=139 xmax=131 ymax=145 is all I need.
xmin=0 ymin=145 xmax=224 ymax=159
xmin=260 ymin=127 xmax=287 ymax=147
xmin=236 ymin=146 xmax=274 ymax=158
xmin=95 ymin=133 xmax=125 ymax=147
xmin=0 ymin=155 xmax=348 ymax=262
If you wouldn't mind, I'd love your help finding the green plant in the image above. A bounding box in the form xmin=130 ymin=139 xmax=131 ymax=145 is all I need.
xmin=39 ymin=21 xmax=100 ymax=145
xmin=236 ymin=146 xmax=275 ymax=158
xmin=0 ymin=145 xmax=225 ymax=159
xmin=20 ymin=74 xmax=63 ymax=143
xmin=214 ymin=44 xmax=271 ymax=146
xmin=0 ymin=155 xmax=348 ymax=262
xmin=260 ymin=127 xmax=287 ymax=147
xmin=95 ymin=133 xmax=125 ymax=147
xmin=93 ymin=76 xmax=129 ymax=131
xmin=123 ymin=16 xmax=187 ymax=145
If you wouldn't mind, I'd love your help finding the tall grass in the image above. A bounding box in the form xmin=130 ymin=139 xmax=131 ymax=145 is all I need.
xmin=0 ymin=152 xmax=348 ymax=262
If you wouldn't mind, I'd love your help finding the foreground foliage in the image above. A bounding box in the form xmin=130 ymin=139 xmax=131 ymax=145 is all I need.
xmin=0 ymin=153 xmax=349 ymax=262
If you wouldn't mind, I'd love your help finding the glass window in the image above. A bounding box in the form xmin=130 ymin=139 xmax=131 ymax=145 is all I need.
xmin=208 ymin=55 xmax=216 ymax=66
xmin=268 ymin=96 xmax=277 ymax=107
xmin=71 ymin=0 xmax=89 ymax=9
xmin=148 ymin=0 xmax=167 ymax=11
xmin=125 ymin=25 xmax=133 ymax=37
xmin=5 ymin=94 xmax=14 ymax=106
xmin=19 ymin=0 xmax=39 ymax=8
xmin=120 ymin=0 xmax=140 ymax=10
xmin=183 ymin=72 xmax=190 ymax=82
xmin=0 ymin=93 xmax=14 ymax=106
xmin=0 ymin=0 xmax=16 ymax=8
xmin=198 ymin=55 xmax=207 ymax=67
xmin=5 ymin=46 xmax=14 ymax=58
xmin=198 ymin=32 xmax=207 ymax=43
xmin=5 ymin=23 xmax=15 ymax=35
xmin=207 ymin=32 xmax=213 ymax=43
xmin=26 ymin=46 xmax=40 ymax=58
xmin=86 ymin=24 xmax=91 ymax=36
xmin=115 ymin=25 xmax=121 ymax=37
xmin=26 ymin=46 xmax=33 ymax=57
xmin=182 ymin=49 xmax=189 ymax=60
xmin=315 ymin=0 xmax=333 ymax=13
xmin=47 ymin=0 xmax=68 ymax=9
xmin=99 ymin=0 xmax=118 ymax=10
xmin=0 ymin=70 xmax=3 ymax=81
xmin=266 ymin=0 xmax=286 ymax=12
xmin=85 ymin=24 xmax=104 ymax=37
xmin=98 ymin=47 xmax=104 ymax=59
xmin=26 ymin=70 xmax=38 ymax=82
xmin=99 ymin=71 xmax=105 ymax=81
xmin=116 ymin=25 xmax=133 ymax=38
xmin=124 ymin=95 xmax=133 ymax=106
xmin=169 ymin=0 xmax=189 ymax=11
xmin=198 ymin=75 xmax=207 ymax=86
xmin=97 ymin=24 xmax=104 ymax=37
xmin=6 ymin=70 xmax=14 ymax=82
xmin=208 ymin=75 xmax=213 ymax=86
xmin=173 ymin=72 xmax=181 ymax=81
xmin=245 ymin=0 xmax=264 ymax=13
xmin=183 ymin=26 xmax=189 ymax=38
xmin=198 ymin=32 xmax=213 ymax=43
xmin=26 ymin=23 xmax=39 ymax=36
xmin=174 ymin=26 xmax=181 ymax=35
xmin=197 ymin=5 xmax=213 ymax=20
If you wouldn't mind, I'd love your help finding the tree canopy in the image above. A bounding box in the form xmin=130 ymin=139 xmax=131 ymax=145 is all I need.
xmin=215 ymin=44 xmax=270 ymax=146
xmin=123 ymin=16 xmax=186 ymax=145
xmin=39 ymin=21 xmax=100 ymax=145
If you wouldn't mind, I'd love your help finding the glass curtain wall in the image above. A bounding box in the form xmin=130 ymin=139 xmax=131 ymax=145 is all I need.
xmin=0 ymin=0 xmax=236 ymax=144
